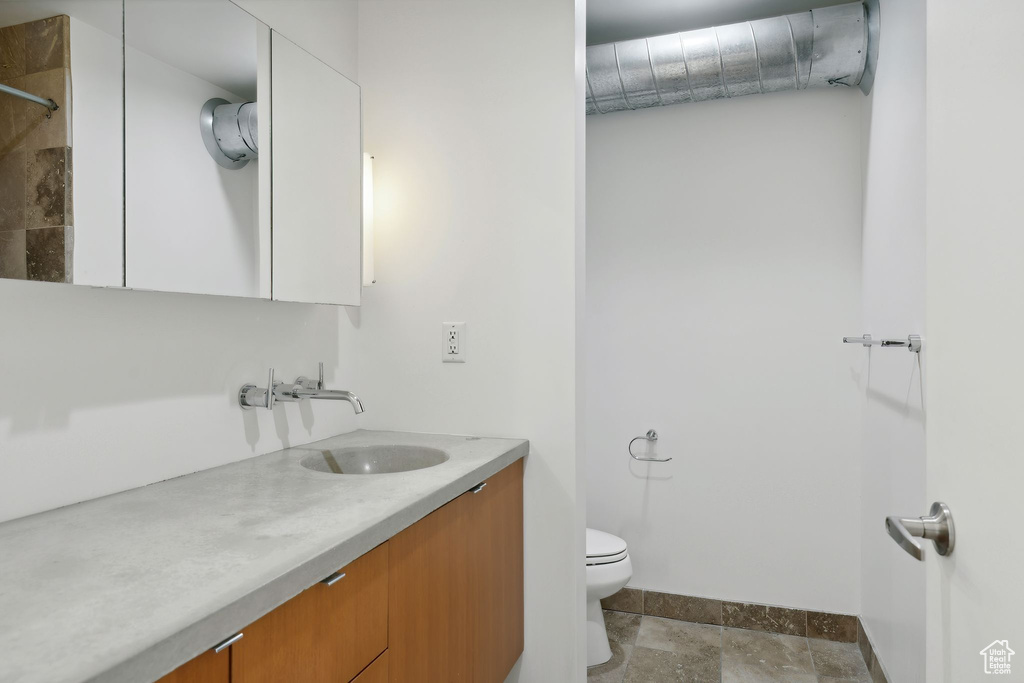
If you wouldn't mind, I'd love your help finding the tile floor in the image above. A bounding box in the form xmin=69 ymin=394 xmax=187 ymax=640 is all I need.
xmin=588 ymin=611 xmax=875 ymax=683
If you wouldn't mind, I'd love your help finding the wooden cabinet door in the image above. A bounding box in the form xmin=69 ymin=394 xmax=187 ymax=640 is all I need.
xmin=388 ymin=493 xmax=471 ymax=682
xmin=389 ymin=460 xmax=524 ymax=683
xmin=156 ymin=648 xmax=229 ymax=683
xmin=467 ymin=459 xmax=524 ymax=682
xmin=352 ymin=651 xmax=388 ymax=683
xmin=233 ymin=542 xmax=388 ymax=683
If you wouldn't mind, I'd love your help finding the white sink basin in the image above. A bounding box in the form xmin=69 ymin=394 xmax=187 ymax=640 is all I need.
xmin=298 ymin=445 xmax=450 ymax=474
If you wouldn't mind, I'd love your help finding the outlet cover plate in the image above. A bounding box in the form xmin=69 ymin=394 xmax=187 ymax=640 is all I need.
xmin=442 ymin=322 xmax=466 ymax=363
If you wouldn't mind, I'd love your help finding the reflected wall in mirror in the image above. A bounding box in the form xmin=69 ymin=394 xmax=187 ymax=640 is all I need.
xmin=125 ymin=0 xmax=269 ymax=298
xmin=0 ymin=0 xmax=124 ymax=287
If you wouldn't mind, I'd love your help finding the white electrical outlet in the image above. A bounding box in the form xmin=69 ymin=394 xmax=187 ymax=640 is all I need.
xmin=442 ymin=322 xmax=466 ymax=363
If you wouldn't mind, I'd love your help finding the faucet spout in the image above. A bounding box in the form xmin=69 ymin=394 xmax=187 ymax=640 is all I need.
xmin=239 ymin=362 xmax=364 ymax=413
xmin=294 ymin=388 xmax=364 ymax=414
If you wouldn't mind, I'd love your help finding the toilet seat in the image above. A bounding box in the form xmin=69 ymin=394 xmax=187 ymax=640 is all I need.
xmin=585 ymin=528 xmax=633 ymax=667
xmin=586 ymin=528 xmax=628 ymax=566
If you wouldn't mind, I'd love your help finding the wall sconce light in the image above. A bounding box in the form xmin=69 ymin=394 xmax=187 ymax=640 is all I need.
xmin=362 ymin=153 xmax=375 ymax=286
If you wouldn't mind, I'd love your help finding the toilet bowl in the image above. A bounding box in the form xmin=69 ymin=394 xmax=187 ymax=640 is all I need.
xmin=586 ymin=528 xmax=632 ymax=667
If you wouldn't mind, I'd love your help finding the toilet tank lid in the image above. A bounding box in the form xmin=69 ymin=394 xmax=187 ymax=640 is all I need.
xmin=586 ymin=528 xmax=627 ymax=558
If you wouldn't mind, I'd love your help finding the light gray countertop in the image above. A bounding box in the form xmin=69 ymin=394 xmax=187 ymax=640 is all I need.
xmin=0 ymin=430 xmax=528 ymax=683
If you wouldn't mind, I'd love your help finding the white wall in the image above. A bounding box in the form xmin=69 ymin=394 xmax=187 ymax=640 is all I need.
xmin=0 ymin=2 xmax=362 ymax=525
xmin=125 ymin=46 xmax=259 ymax=298
xmin=69 ymin=17 xmax=124 ymax=288
xmin=586 ymin=89 xmax=864 ymax=614
xmin=232 ymin=0 xmax=358 ymax=78
xmin=355 ymin=0 xmax=584 ymax=679
xmin=858 ymin=0 xmax=927 ymax=680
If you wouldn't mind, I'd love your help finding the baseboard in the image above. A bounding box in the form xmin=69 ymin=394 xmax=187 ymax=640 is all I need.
xmin=857 ymin=617 xmax=893 ymax=683
xmin=601 ymin=586 xmax=891 ymax=682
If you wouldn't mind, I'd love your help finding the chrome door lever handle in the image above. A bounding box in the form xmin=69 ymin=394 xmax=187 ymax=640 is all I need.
xmin=886 ymin=515 xmax=923 ymax=560
xmin=885 ymin=502 xmax=955 ymax=561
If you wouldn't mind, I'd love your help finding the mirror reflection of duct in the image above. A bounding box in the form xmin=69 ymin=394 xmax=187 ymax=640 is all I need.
xmin=200 ymin=98 xmax=258 ymax=169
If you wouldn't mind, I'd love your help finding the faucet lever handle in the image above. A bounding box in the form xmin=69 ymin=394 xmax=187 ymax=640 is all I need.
xmin=238 ymin=368 xmax=276 ymax=410
xmin=318 ymin=362 xmax=325 ymax=390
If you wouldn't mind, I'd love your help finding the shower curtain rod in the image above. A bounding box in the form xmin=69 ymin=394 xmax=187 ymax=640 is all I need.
xmin=0 ymin=83 xmax=59 ymax=115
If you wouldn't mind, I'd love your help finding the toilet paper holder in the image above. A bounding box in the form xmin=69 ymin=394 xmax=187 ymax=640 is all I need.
xmin=628 ymin=429 xmax=672 ymax=462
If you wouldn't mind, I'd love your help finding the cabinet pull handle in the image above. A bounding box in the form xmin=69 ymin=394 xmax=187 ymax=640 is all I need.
xmin=470 ymin=482 xmax=487 ymax=494
xmin=321 ymin=571 xmax=346 ymax=587
xmin=213 ymin=632 xmax=243 ymax=653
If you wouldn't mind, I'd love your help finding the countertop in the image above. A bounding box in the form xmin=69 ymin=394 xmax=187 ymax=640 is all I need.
xmin=0 ymin=430 xmax=528 ymax=683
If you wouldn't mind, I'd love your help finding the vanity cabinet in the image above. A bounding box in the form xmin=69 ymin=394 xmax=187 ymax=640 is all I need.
xmin=352 ymin=651 xmax=389 ymax=683
xmin=389 ymin=459 xmax=524 ymax=682
xmin=157 ymin=460 xmax=523 ymax=683
xmin=156 ymin=649 xmax=228 ymax=683
xmin=232 ymin=542 xmax=389 ymax=683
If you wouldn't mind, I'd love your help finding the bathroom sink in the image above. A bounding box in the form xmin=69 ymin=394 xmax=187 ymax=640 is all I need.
xmin=298 ymin=445 xmax=449 ymax=474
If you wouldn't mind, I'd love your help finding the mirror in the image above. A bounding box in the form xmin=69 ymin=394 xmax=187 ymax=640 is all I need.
xmin=271 ymin=30 xmax=362 ymax=306
xmin=125 ymin=0 xmax=267 ymax=298
xmin=1 ymin=0 xmax=363 ymax=305
xmin=0 ymin=0 xmax=124 ymax=286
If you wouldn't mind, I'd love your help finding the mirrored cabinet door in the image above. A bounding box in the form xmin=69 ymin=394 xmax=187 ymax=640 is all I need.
xmin=124 ymin=0 xmax=268 ymax=298
xmin=271 ymin=30 xmax=362 ymax=306
xmin=3 ymin=0 xmax=363 ymax=305
xmin=0 ymin=0 xmax=124 ymax=287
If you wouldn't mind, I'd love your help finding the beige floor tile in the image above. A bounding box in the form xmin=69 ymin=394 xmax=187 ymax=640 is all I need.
xmin=623 ymin=646 xmax=697 ymax=683
xmin=810 ymin=639 xmax=871 ymax=680
xmin=605 ymin=610 xmax=642 ymax=645
xmin=635 ymin=616 xmax=722 ymax=682
xmin=588 ymin=641 xmax=632 ymax=683
xmin=722 ymin=627 xmax=815 ymax=682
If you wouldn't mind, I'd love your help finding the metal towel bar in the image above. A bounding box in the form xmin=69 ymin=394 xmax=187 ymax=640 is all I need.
xmin=843 ymin=334 xmax=922 ymax=353
xmin=628 ymin=429 xmax=672 ymax=463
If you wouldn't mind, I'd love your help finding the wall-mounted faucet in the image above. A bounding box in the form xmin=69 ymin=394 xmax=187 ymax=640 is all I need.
xmin=239 ymin=362 xmax=364 ymax=413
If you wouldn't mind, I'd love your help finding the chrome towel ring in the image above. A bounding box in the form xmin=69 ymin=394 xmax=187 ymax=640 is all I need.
xmin=629 ymin=429 xmax=672 ymax=462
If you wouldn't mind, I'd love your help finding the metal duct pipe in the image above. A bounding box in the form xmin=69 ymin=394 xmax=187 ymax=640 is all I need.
xmin=586 ymin=0 xmax=880 ymax=115
xmin=199 ymin=98 xmax=259 ymax=169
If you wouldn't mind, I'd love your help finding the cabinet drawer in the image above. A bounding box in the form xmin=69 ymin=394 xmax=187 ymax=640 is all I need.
xmin=352 ymin=650 xmax=388 ymax=683
xmin=233 ymin=542 xmax=389 ymax=683
xmin=157 ymin=648 xmax=229 ymax=683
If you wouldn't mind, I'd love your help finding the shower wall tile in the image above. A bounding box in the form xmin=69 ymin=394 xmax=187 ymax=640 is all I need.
xmin=0 ymin=15 xmax=72 ymax=283
xmin=0 ymin=77 xmax=27 ymax=156
xmin=722 ymin=601 xmax=807 ymax=637
xmin=0 ymin=229 xmax=27 ymax=279
xmin=21 ymin=68 xmax=69 ymax=151
xmin=26 ymin=225 xmax=69 ymax=282
xmin=24 ymin=16 xmax=68 ymax=75
xmin=0 ymin=149 xmax=26 ymax=231
xmin=26 ymin=146 xmax=71 ymax=229
xmin=0 ymin=23 xmax=27 ymax=80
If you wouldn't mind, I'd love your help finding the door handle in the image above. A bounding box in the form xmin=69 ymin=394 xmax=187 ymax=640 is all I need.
xmin=885 ymin=502 xmax=955 ymax=561
xmin=213 ymin=632 xmax=243 ymax=653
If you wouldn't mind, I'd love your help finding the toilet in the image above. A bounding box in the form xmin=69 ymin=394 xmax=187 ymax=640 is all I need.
xmin=586 ymin=528 xmax=632 ymax=667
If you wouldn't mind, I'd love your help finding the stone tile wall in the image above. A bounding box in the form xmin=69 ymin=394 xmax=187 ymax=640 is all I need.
xmin=0 ymin=15 xmax=73 ymax=283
